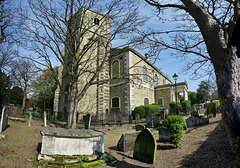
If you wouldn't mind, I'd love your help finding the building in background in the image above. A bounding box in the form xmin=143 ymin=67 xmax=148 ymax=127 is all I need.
xmin=53 ymin=8 xmax=188 ymax=121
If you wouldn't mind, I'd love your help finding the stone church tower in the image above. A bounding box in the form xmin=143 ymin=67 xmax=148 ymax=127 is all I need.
xmin=54 ymin=8 xmax=189 ymax=122
xmin=54 ymin=8 xmax=111 ymax=121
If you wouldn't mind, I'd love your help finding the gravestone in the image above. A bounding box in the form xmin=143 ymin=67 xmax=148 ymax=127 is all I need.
xmin=133 ymin=128 xmax=156 ymax=164
xmin=117 ymin=131 xmax=140 ymax=152
xmin=160 ymin=109 xmax=169 ymax=120
xmin=153 ymin=117 xmax=161 ymax=128
xmin=116 ymin=114 xmax=121 ymax=122
xmin=158 ymin=127 xmax=172 ymax=142
xmin=135 ymin=113 xmax=140 ymax=124
xmin=44 ymin=111 xmax=47 ymax=127
xmin=0 ymin=107 xmax=8 ymax=132
xmin=199 ymin=108 xmax=206 ymax=115
xmin=85 ymin=114 xmax=91 ymax=129
xmin=129 ymin=115 xmax=132 ymax=124
xmin=103 ymin=113 xmax=110 ymax=124
xmin=110 ymin=112 xmax=116 ymax=122
xmin=29 ymin=112 xmax=32 ymax=127
xmin=146 ymin=114 xmax=153 ymax=127
xmin=40 ymin=127 xmax=105 ymax=156
xmin=186 ymin=116 xmax=198 ymax=127
xmin=135 ymin=124 xmax=145 ymax=131
xmin=186 ymin=116 xmax=209 ymax=127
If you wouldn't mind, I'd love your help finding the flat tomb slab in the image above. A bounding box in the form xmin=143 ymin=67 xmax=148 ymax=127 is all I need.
xmin=40 ymin=127 xmax=105 ymax=156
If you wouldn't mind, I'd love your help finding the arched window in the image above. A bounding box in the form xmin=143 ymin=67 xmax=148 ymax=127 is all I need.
xmin=112 ymin=97 xmax=120 ymax=108
xmin=157 ymin=98 xmax=164 ymax=106
xmin=155 ymin=74 xmax=158 ymax=86
xmin=144 ymin=98 xmax=149 ymax=105
xmin=162 ymin=79 xmax=165 ymax=85
xmin=112 ymin=60 xmax=120 ymax=77
xmin=143 ymin=65 xmax=148 ymax=82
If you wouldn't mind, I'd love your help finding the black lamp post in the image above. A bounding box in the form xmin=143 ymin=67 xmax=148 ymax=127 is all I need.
xmin=172 ymin=73 xmax=178 ymax=115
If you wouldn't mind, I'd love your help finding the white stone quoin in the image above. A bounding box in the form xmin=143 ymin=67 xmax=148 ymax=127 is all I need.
xmin=40 ymin=127 xmax=105 ymax=156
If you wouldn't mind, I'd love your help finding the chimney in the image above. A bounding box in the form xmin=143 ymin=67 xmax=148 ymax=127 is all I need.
xmin=145 ymin=53 xmax=149 ymax=61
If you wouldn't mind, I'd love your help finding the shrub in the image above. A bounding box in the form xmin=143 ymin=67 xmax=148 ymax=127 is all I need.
xmin=132 ymin=106 xmax=145 ymax=119
xmin=58 ymin=115 xmax=67 ymax=122
xmin=141 ymin=104 xmax=159 ymax=117
xmin=207 ymin=103 xmax=217 ymax=116
xmin=169 ymin=101 xmax=182 ymax=114
xmin=181 ymin=100 xmax=191 ymax=113
xmin=212 ymin=100 xmax=220 ymax=107
xmin=166 ymin=115 xmax=184 ymax=148
xmin=31 ymin=112 xmax=42 ymax=118
xmin=191 ymin=111 xmax=200 ymax=118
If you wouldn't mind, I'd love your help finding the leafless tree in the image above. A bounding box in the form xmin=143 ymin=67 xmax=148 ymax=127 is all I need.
xmin=134 ymin=0 xmax=240 ymax=165
xmin=0 ymin=0 xmax=25 ymax=73
xmin=22 ymin=0 xmax=146 ymax=128
xmin=10 ymin=59 xmax=38 ymax=109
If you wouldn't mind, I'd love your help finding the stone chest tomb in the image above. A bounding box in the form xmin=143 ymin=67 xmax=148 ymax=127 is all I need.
xmin=40 ymin=127 xmax=105 ymax=156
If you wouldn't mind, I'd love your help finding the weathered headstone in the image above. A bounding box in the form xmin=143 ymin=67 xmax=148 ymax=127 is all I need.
xmin=198 ymin=117 xmax=209 ymax=125
xmin=158 ymin=127 xmax=171 ymax=142
xmin=117 ymin=131 xmax=140 ymax=152
xmin=186 ymin=116 xmax=209 ymax=127
xmin=133 ymin=128 xmax=156 ymax=164
xmin=110 ymin=112 xmax=116 ymax=122
xmin=0 ymin=107 xmax=8 ymax=132
xmin=135 ymin=113 xmax=140 ymax=124
xmin=44 ymin=111 xmax=47 ymax=127
xmin=85 ymin=114 xmax=91 ymax=129
xmin=186 ymin=116 xmax=198 ymax=127
xmin=146 ymin=114 xmax=153 ymax=127
xmin=129 ymin=115 xmax=132 ymax=124
xmin=153 ymin=117 xmax=161 ymax=128
xmin=199 ymin=108 xmax=206 ymax=115
xmin=135 ymin=124 xmax=145 ymax=131
xmin=40 ymin=127 xmax=105 ymax=156
xmin=116 ymin=114 xmax=121 ymax=122
xmin=29 ymin=112 xmax=32 ymax=127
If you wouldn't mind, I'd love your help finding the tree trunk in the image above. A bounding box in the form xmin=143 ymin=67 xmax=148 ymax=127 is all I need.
xmin=67 ymin=92 xmax=77 ymax=129
xmin=22 ymin=86 xmax=27 ymax=109
xmin=214 ymin=46 xmax=240 ymax=165
xmin=67 ymin=81 xmax=80 ymax=129
xmin=181 ymin=1 xmax=240 ymax=165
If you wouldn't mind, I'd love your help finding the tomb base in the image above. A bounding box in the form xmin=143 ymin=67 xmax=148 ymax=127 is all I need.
xmin=40 ymin=127 xmax=105 ymax=156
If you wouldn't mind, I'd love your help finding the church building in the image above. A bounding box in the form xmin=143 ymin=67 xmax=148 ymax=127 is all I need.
xmin=53 ymin=8 xmax=188 ymax=121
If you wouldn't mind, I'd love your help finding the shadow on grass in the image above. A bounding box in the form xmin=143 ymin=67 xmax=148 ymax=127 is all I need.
xmin=108 ymin=146 xmax=121 ymax=151
xmin=179 ymin=120 xmax=238 ymax=168
xmin=157 ymin=144 xmax=175 ymax=150
xmin=36 ymin=143 xmax=42 ymax=153
xmin=110 ymin=160 xmax=151 ymax=168
xmin=108 ymin=152 xmax=152 ymax=168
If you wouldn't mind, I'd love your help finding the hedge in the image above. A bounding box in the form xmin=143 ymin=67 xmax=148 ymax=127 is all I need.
xmin=169 ymin=101 xmax=182 ymax=114
xmin=141 ymin=104 xmax=159 ymax=117
xmin=191 ymin=111 xmax=200 ymax=118
xmin=132 ymin=106 xmax=145 ymax=119
xmin=181 ymin=100 xmax=191 ymax=113
xmin=166 ymin=115 xmax=184 ymax=148
xmin=212 ymin=100 xmax=220 ymax=107
xmin=207 ymin=103 xmax=216 ymax=116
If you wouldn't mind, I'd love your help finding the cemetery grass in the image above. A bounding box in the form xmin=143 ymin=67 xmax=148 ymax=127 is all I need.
xmin=0 ymin=113 xmax=238 ymax=168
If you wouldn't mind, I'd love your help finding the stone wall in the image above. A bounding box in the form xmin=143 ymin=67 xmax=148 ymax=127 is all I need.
xmin=155 ymin=86 xmax=173 ymax=110
xmin=3 ymin=105 xmax=23 ymax=117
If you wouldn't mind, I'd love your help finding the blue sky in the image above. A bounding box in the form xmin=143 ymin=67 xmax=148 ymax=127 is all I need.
xmin=111 ymin=1 xmax=210 ymax=92
xmin=19 ymin=0 xmax=210 ymax=92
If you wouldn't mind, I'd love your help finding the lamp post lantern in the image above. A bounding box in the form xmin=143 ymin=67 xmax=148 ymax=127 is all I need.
xmin=172 ymin=73 xmax=178 ymax=115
